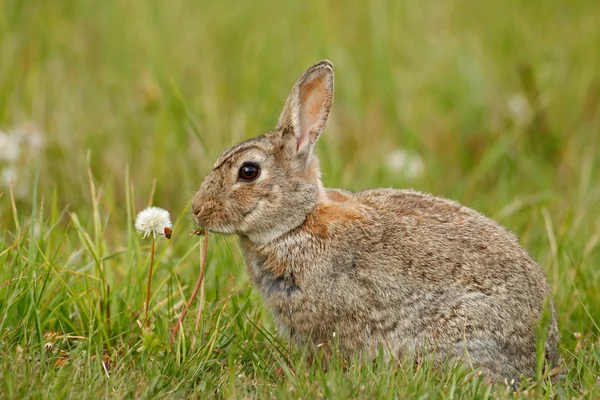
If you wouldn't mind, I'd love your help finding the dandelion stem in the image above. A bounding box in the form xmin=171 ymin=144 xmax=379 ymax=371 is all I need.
xmin=194 ymin=269 xmax=206 ymax=332
xmin=171 ymin=230 xmax=209 ymax=347
xmin=144 ymin=234 xmax=155 ymax=327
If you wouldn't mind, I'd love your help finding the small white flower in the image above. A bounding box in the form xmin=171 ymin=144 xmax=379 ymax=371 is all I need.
xmin=507 ymin=93 xmax=533 ymax=126
xmin=385 ymin=148 xmax=425 ymax=179
xmin=1 ymin=165 xmax=17 ymax=187
xmin=135 ymin=207 xmax=172 ymax=239
xmin=0 ymin=131 xmax=21 ymax=163
xmin=1 ymin=123 xmax=46 ymax=196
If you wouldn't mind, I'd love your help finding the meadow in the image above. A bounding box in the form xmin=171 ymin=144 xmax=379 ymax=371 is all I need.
xmin=1 ymin=0 xmax=599 ymax=398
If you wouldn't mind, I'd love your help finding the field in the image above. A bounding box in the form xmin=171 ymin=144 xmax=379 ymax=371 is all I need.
xmin=1 ymin=0 xmax=600 ymax=398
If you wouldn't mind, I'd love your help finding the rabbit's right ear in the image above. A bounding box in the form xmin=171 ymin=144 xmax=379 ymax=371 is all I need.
xmin=276 ymin=60 xmax=334 ymax=164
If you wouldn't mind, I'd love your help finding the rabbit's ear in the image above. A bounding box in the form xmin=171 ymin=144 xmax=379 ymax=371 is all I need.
xmin=277 ymin=60 xmax=334 ymax=159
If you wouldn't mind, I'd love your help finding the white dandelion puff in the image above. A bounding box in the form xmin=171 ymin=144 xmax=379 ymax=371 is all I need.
xmin=1 ymin=123 xmax=47 ymax=197
xmin=1 ymin=165 xmax=17 ymax=187
xmin=0 ymin=131 xmax=21 ymax=163
xmin=135 ymin=207 xmax=172 ymax=239
xmin=507 ymin=93 xmax=533 ymax=126
xmin=385 ymin=148 xmax=425 ymax=179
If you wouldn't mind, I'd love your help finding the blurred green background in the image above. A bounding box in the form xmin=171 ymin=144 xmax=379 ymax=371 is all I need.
xmin=3 ymin=0 xmax=598 ymax=214
xmin=1 ymin=0 xmax=600 ymax=397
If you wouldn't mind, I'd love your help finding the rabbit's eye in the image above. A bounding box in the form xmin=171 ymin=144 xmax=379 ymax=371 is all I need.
xmin=238 ymin=163 xmax=261 ymax=182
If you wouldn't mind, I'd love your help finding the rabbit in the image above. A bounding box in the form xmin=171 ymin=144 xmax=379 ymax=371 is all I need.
xmin=191 ymin=60 xmax=560 ymax=381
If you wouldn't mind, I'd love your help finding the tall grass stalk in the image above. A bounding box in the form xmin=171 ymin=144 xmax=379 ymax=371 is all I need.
xmin=171 ymin=230 xmax=209 ymax=346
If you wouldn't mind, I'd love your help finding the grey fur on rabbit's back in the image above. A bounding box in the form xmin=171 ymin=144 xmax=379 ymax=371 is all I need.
xmin=192 ymin=60 xmax=560 ymax=380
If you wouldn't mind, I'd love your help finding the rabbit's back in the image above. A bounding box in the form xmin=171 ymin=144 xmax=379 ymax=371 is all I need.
xmin=353 ymin=188 xmax=559 ymax=372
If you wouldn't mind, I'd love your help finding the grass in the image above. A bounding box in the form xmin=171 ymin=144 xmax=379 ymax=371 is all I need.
xmin=1 ymin=0 xmax=599 ymax=397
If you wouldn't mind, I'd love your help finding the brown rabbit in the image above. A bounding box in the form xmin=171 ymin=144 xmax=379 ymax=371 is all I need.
xmin=191 ymin=60 xmax=559 ymax=380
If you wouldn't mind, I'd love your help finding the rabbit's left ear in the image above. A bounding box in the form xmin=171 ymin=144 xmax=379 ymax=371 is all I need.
xmin=277 ymin=60 xmax=334 ymax=160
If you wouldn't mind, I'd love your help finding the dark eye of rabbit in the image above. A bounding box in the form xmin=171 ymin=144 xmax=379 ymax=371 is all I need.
xmin=238 ymin=163 xmax=261 ymax=182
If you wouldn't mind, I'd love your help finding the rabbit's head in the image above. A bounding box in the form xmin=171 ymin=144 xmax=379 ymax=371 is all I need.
xmin=192 ymin=60 xmax=334 ymax=244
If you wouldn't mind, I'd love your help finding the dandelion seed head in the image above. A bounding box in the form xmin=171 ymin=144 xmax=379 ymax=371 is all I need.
xmin=1 ymin=123 xmax=47 ymax=198
xmin=507 ymin=93 xmax=533 ymax=126
xmin=135 ymin=207 xmax=172 ymax=239
xmin=1 ymin=165 xmax=17 ymax=187
xmin=385 ymin=148 xmax=425 ymax=179
xmin=0 ymin=131 xmax=21 ymax=163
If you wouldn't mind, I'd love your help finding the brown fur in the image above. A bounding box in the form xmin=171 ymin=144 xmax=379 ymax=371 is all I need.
xmin=191 ymin=60 xmax=560 ymax=381
xmin=303 ymin=201 xmax=366 ymax=239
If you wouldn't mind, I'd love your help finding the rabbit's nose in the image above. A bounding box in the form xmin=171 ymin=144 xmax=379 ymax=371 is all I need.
xmin=191 ymin=203 xmax=206 ymax=225
xmin=191 ymin=194 xmax=206 ymax=218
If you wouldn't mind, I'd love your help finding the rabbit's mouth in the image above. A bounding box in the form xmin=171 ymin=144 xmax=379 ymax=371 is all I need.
xmin=192 ymin=201 xmax=238 ymax=234
xmin=192 ymin=214 xmax=236 ymax=234
xmin=200 ymin=224 xmax=236 ymax=234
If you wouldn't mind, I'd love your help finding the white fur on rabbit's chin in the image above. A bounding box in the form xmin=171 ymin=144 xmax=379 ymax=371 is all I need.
xmin=195 ymin=222 xmax=236 ymax=235
xmin=244 ymin=226 xmax=291 ymax=246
